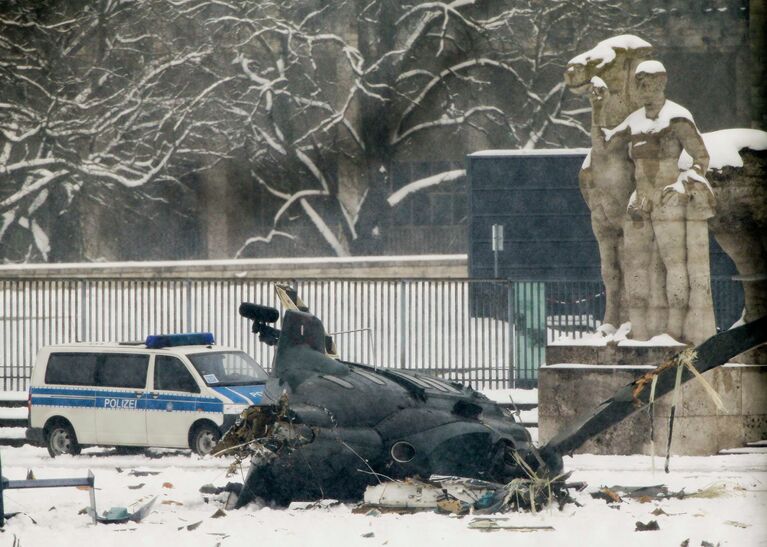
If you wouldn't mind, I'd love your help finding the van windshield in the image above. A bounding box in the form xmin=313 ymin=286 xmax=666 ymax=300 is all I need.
xmin=186 ymin=351 xmax=268 ymax=386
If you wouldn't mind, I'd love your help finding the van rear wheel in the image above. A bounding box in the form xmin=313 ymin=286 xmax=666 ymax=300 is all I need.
xmin=46 ymin=423 xmax=81 ymax=457
xmin=191 ymin=423 xmax=220 ymax=456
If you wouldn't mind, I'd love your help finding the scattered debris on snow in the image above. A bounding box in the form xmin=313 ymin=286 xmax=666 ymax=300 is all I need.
xmin=634 ymin=519 xmax=660 ymax=531
xmin=90 ymin=497 xmax=157 ymax=524
xmin=0 ymin=447 xmax=765 ymax=546
xmin=467 ymin=518 xmax=555 ymax=532
xmin=359 ymin=474 xmax=584 ymax=515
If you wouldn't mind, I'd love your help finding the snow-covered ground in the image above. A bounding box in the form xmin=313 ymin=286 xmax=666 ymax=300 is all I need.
xmin=1 ymin=446 xmax=765 ymax=547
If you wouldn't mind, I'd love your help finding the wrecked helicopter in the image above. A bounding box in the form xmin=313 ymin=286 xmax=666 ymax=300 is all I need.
xmin=211 ymin=285 xmax=558 ymax=507
xmin=212 ymin=285 xmax=767 ymax=508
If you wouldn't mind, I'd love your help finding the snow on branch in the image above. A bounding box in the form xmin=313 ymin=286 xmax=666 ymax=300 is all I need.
xmin=387 ymin=169 xmax=465 ymax=207
xmin=0 ymin=170 xmax=67 ymax=212
xmin=301 ymin=198 xmax=349 ymax=257
xmin=235 ymin=230 xmax=296 ymax=258
xmin=397 ymin=58 xmax=524 ymax=131
xmin=392 ymin=106 xmax=504 ymax=145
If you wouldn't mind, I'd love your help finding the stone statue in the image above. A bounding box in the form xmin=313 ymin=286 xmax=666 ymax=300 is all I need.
xmin=594 ymin=61 xmax=716 ymax=344
xmin=565 ymin=36 xmax=767 ymax=353
xmin=565 ymin=36 xmax=653 ymax=333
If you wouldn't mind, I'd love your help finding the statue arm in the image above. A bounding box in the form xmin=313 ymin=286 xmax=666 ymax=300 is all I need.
xmin=674 ymin=119 xmax=709 ymax=175
xmin=588 ymin=79 xmax=630 ymax=150
xmin=601 ymin=122 xmax=630 ymax=148
xmin=591 ymin=122 xmax=609 ymax=152
xmin=665 ymin=118 xmax=715 ymax=211
xmin=589 ymin=80 xmax=618 ymax=152
xmin=578 ymin=159 xmax=593 ymax=204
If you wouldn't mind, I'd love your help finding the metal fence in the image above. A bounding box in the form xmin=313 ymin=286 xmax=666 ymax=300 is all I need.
xmin=0 ymin=277 xmax=743 ymax=391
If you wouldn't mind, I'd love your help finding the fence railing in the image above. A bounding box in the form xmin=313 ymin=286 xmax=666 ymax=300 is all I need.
xmin=0 ymin=277 xmax=743 ymax=391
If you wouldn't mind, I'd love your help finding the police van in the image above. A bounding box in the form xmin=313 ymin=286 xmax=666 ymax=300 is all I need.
xmin=26 ymin=333 xmax=270 ymax=457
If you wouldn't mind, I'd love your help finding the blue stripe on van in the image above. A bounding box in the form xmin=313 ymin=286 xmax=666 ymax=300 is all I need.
xmin=211 ymin=385 xmax=265 ymax=405
xmin=31 ymin=386 xmax=223 ymax=413
xmin=31 ymin=386 xmax=220 ymax=402
xmin=211 ymin=387 xmax=248 ymax=404
xmin=32 ymin=386 xmax=98 ymax=397
xmin=31 ymin=396 xmax=96 ymax=408
xmin=144 ymin=398 xmax=223 ymax=413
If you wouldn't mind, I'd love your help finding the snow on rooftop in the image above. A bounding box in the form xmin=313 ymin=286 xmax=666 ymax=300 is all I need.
xmin=635 ymin=60 xmax=666 ymax=74
xmin=469 ymin=148 xmax=589 ymax=157
xmin=567 ymin=34 xmax=652 ymax=67
xmin=679 ymin=128 xmax=767 ymax=171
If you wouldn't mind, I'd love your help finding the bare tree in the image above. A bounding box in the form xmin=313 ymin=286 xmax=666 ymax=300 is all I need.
xmin=0 ymin=1 xmax=236 ymax=260
xmin=215 ymin=0 xmax=657 ymax=256
xmin=0 ymin=0 xmax=656 ymax=260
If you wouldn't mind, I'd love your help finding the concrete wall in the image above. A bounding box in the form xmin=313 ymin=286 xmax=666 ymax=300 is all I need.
xmin=539 ymin=363 xmax=767 ymax=455
xmin=0 ymin=255 xmax=468 ymax=280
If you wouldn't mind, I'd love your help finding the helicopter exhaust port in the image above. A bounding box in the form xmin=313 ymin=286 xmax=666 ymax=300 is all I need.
xmin=391 ymin=441 xmax=416 ymax=463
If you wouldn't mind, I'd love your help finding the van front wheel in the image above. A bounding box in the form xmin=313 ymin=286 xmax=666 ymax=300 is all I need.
xmin=190 ymin=423 xmax=220 ymax=456
xmin=46 ymin=423 xmax=81 ymax=457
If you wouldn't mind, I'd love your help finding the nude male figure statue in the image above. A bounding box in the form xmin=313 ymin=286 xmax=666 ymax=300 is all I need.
xmin=593 ymin=61 xmax=716 ymax=344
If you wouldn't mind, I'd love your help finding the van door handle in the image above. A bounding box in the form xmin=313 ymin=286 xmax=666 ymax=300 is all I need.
xmin=151 ymin=392 xmax=159 ymax=399
xmin=134 ymin=391 xmax=144 ymax=398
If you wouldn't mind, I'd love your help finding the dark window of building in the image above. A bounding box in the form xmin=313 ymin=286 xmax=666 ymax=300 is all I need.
xmin=95 ymin=354 xmax=149 ymax=389
xmin=154 ymin=356 xmax=199 ymax=393
xmin=44 ymin=353 xmax=98 ymax=386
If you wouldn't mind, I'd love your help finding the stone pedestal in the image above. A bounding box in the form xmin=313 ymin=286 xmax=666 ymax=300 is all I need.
xmin=539 ymin=345 xmax=767 ymax=455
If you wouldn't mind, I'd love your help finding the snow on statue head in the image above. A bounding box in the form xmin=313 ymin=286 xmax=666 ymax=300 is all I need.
xmin=635 ymin=60 xmax=666 ymax=75
xmin=564 ymin=35 xmax=652 ymax=97
xmin=634 ymin=60 xmax=668 ymax=113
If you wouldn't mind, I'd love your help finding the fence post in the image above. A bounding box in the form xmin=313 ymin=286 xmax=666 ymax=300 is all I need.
xmin=399 ymin=279 xmax=407 ymax=370
xmin=185 ymin=280 xmax=193 ymax=331
xmin=507 ymin=280 xmax=516 ymax=388
xmin=78 ymin=280 xmax=86 ymax=342
xmin=2 ymin=281 xmax=5 ymax=390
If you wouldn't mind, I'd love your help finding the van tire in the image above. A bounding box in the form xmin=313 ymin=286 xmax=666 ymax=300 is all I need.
xmin=190 ymin=422 xmax=220 ymax=456
xmin=45 ymin=421 xmax=81 ymax=457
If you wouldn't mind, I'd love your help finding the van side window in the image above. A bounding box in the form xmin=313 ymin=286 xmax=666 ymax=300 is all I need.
xmin=45 ymin=353 xmax=98 ymax=386
xmin=95 ymin=354 xmax=149 ymax=389
xmin=154 ymin=356 xmax=199 ymax=393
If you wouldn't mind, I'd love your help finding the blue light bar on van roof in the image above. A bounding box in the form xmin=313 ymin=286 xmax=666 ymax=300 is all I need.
xmin=145 ymin=332 xmax=215 ymax=349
